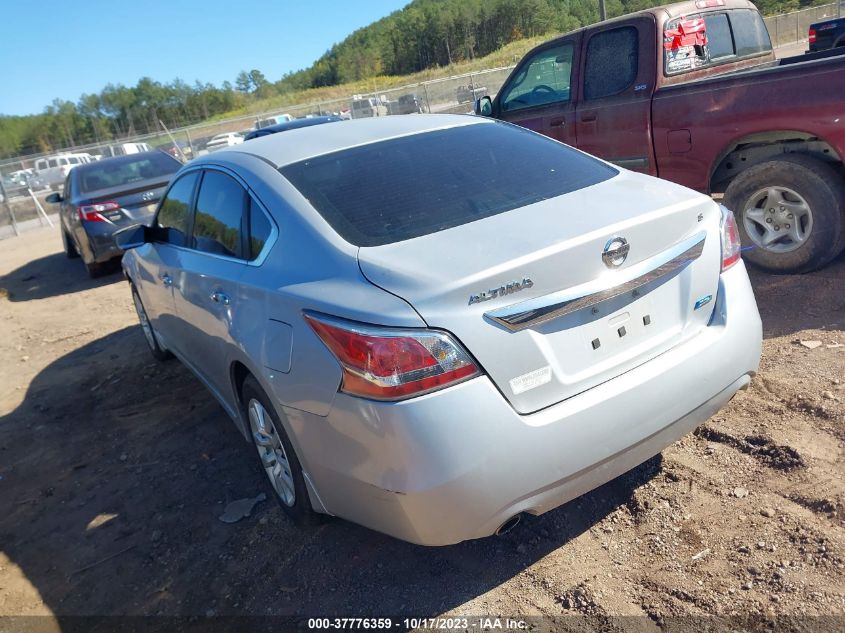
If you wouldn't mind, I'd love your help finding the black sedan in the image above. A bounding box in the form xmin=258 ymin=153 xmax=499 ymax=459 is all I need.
xmin=243 ymin=115 xmax=341 ymax=141
xmin=46 ymin=151 xmax=182 ymax=277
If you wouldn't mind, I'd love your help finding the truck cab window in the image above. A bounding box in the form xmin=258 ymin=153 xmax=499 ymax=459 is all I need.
xmin=584 ymin=27 xmax=638 ymax=100
xmin=500 ymin=43 xmax=574 ymax=112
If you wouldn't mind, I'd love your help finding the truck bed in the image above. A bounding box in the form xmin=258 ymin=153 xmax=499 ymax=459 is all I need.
xmin=651 ymin=47 xmax=845 ymax=192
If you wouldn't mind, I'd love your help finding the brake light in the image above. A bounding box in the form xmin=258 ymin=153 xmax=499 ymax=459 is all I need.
xmin=809 ymin=28 xmax=817 ymax=44
xmin=304 ymin=313 xmax=480 ymax=401
xmin=78 ymin=201 xmax=119 ymax=222
xmin=719 ymin=205 xmax=741 ymax=271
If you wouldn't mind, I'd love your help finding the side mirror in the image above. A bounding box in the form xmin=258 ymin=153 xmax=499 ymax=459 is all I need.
xmin=115 ymin=224 xmax=149 ymax=250
xmin=474 ymin=96 xmax=493 ymax=117
xmin=45 ymin=193 xmax=63 ymax=204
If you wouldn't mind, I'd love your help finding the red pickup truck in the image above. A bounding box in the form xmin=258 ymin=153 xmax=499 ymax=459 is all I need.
xmin=477 ymin=0 xmax=845 ymax=273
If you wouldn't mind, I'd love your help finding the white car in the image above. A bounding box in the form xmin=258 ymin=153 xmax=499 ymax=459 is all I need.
xmin=205 ymin=133 xmax=244 ymax=153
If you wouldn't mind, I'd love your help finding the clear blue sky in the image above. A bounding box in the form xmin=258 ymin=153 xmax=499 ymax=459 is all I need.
xmin=0 ymin=0 xmax=409 ymax=116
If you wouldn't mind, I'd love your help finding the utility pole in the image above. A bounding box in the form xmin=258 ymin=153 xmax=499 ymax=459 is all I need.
xmin=599 ymin=0 xmax=607 ymax=21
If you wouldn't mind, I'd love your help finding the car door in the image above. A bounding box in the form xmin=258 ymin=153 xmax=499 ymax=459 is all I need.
xmin=575 ymin=18 xmax=657 ymax=174
xmin=136 ymin=170 xmax=201 ymax=353
xmin=494 ymin=36 xmax=580 ymax=147
xmin=170 ymin=167 xmax=249 ymax=399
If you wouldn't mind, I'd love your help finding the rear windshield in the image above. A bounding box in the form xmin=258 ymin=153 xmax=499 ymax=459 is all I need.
xmin=280 ymin=122 xmax=618 ymax=247
xmin=78 ymin=153 xmax=180 ymax=193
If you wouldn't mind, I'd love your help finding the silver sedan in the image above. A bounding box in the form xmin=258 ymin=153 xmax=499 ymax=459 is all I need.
xmin=120 ymin=115 xmax=762 ymax=545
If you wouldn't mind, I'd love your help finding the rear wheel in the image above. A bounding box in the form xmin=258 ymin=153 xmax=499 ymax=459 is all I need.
xmin=723 ymin=154 xmax=845 ymax=273
xmin=85 ymin=261 xmax=107 ymax=278
xmin=62 ymin=229 xmax=79 ymax=259
xmin=131 ymin=285 xmax=172 ymax=361
xmin=242 ymin=375 xmax=321 ymax=526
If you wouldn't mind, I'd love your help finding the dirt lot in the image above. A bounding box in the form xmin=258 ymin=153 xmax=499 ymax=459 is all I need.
xmin=0 ymin=226 xmax=843 ymax=628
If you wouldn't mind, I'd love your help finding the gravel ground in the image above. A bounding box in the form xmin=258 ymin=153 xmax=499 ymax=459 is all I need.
xmin=0 ymin=227 xmax=843 ymax=628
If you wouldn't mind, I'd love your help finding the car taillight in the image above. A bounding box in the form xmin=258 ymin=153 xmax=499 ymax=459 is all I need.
xmin=304 ymin=313 xmax=480 ymax=401
xmin=809 ymin=28 xmax=817 ymax=44
xmin=719 ymin=205 xmax=741 ymax=271
xmin=78 ymin=201 xmax=119 ymax=222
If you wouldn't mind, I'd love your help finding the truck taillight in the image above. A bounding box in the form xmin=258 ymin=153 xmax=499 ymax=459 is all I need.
xmin=719 ymin=205 xmax=741 ymax=271
xmin=78 ymin=201 xmax=119 ymax=222
xmin=809 ymin=28 xmax=817 ymax=44
xmin=304 ymin=313 xmax=480 ymax=401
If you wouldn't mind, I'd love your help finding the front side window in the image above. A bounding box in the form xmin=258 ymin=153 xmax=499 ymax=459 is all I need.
xmin=500 ymin=43 xmax=574 ymax=112
xmin=191 ymin=170 xmax=246 ymax=258
xmin=584 ymin=27 xmax=639 ymax=100
xmin=156 ymin=171 xmax=199 ymax=246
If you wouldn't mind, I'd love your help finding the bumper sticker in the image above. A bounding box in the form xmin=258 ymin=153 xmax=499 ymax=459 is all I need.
xmin=509 ymin=366 xmax=552 ymax=395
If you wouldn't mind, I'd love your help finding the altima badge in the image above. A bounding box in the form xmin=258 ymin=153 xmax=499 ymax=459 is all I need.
xmin=469 ymin=278 xmax=533 ymax=305
xmin=602 ymin=237 xmax=629 ymax=268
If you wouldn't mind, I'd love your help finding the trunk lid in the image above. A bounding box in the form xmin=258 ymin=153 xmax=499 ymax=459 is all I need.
xmin=357 ymin=171 xmax=723 ymax=414
xmin=83 ymin=178 xmax=170 ymax=225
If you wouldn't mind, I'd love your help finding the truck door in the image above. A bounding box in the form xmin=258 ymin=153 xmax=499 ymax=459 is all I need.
xmin=493 ymin=34 xmax=581 ymax=147
xmin=575 ymin=17 xmax=657 ymax=175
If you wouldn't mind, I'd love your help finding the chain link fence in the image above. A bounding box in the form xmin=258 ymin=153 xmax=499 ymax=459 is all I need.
xmin=763 ymin=2 xmax=841 ymax=48
xmin=2 ymin=3 xmax=839 ymax=239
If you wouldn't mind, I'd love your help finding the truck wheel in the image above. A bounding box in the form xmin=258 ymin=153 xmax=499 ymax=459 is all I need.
xmin=723 ymin=154 xmax=845 ymax=274
xmin=62 ymin=229 xmax=79 ymax=259
xmin=242 ymin=375 xmax=322 ymax=526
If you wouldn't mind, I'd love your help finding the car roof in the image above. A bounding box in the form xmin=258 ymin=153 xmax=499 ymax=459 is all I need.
xmin=244 ymin=116 xmax=342 ymax=140
xmin=223 ymin=114 xmax=488 ymax=168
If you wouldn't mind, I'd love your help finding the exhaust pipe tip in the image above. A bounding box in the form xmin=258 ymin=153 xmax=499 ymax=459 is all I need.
xmin=495 ymin=514 xmax=522 ymax=537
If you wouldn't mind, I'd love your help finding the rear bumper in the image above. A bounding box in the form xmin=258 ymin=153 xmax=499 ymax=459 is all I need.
xmin=285 ymin=261 xmax=762 ymax=545
xmin=85 ymin=216 xmax=153 ymax=263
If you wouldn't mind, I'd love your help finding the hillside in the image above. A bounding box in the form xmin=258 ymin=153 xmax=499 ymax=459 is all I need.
xmin=0 ymin=0 xmax=831 ymax=159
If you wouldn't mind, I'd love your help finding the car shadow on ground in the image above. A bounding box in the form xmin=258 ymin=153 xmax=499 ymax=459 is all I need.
xmin=0 ymin=252 xmax=122 ymax=302
xmin=0 ymin=326 xmax=663 ymax=622
xmin=746 ymin=250 xmax=845 ymax=338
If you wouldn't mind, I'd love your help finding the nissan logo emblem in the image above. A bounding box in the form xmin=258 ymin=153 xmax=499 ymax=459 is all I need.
xmin=602 ymin=237 xmax=629 ymax=268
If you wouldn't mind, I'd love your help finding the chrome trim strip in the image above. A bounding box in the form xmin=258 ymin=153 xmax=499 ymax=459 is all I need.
xmin=485 ymin=231 xmax=707 ymax=332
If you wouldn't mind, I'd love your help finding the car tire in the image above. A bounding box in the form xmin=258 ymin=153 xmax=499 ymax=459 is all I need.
xmin=62 ymin=229 xmax=80 ymax=259
xmin=131 ymin=285 xmax=172 ymax=361
xmin=241 ymin=375 xmax=322 ymax=526
xmin=722 ymin=154 xmax=845 ymax=274
xmin=85 ymin=261 xmax=108 ymax=278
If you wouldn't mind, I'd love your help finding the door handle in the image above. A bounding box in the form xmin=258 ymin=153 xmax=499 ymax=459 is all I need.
xmin=210 ymin=290 xmax=231 ymax=306
xmin=160 ymin=273 xmax=173 ymax=287
xmin=549 ymin=117 xmax=566 ymax=127
xmin=581 ymin=113 xmax=597 ymax=123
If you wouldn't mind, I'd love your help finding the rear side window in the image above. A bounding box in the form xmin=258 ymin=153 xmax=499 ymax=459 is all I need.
xmin=48 ymin=159 xmax=58 ymax=168
xmin=280 ymin=122 xmax=618 ymax=247
xmin=249 ymin=199 xmax=273 ymax=259
xmin=731 ymin=9 xmax=772 ymax=57
xmin=191 ymin=170 xmax=246 ymax=258
xmin=584 ymin=27 xmax=638 ymax=100
xmin=157 ymin=171 xmax=199 ymax=246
